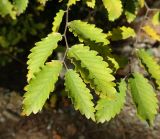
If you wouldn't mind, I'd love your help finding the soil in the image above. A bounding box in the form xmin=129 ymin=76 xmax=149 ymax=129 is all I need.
xmin=0 ymin=87 xmax=160 ymax=139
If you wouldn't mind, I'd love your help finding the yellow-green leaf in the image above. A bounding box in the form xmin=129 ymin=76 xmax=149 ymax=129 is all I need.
xmin=65 ymin=69 xmax=95 ymax=121
xmin=86 ymin=0 xmax=95 ymax=8
xmin=27 ymin=32 xmax=62 ymax=81
xmin=96 ymin=80 xmax=127 ymax=123
xmin=37 ymin=0 xmax=49 ymax=5
xmin=67 ymin=0 xmax=80 ymax=7
xmin=129 ymin=73 xmax=158 ymax=125
xmin=107 ymin=26 xmax=136 ymax=41
xmin=23 ymin=61 xmax=62 ymax=115
xmin=137 ymin=49 xmax=160 ymax=89
xmin=13 ymin=0 xmax=28 ymax=14
xmin=124 ymin=0 xmax=138 ymax=23
xmin=152 ymin=11 xmax=160 ymax=25
xmin=102 ymin=0 xmax=123 ymax=21
xmin=0 ymin=0 xmax=16 ymax=19
xmin=68 ymin=20 xmax=110 ymax=45
xmin=68 ymin=44 xmax=116 ymax=98
xmin=52 ymin=9 xmax=65 ymax=32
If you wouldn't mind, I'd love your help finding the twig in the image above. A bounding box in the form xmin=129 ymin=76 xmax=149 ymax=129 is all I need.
xmin=62 ymin=7 xmax=70 ymax=70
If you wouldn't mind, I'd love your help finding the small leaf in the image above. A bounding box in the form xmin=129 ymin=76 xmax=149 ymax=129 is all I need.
xmin=137 ymin=49 xmax=160 ymax=89
xmin=68 ymin=20 xmax=110 ymax=45
xmin=52 ymin=9 xmax=65 ymax=32
xmin=152 ymin=11 xmax=160 ymax=25
xmin=138 ymin=0 xmax=144 ymax=8
xmin=23 ymin=61 xmax=62 ymax=115
xmin=0 ymin=0 xmax=16 ymax=19
xmin=67 ymin=0 xmax=80 ymax=7
xmin=27 ymin=32 xmax=62 ymax=81
xmin=102 ymin=0 xmax=123 ymax=21
xmin=95 ymin=80 xmax=127 ymax=123
xmin=86 ymin=0 xmax=95 ymax=8
xmin=13 ymin=0 xmax=29 ymax=14
xmin=124 ymin=0 xmax=138 ymax=23
xmin=107 ymin=26 xmax=136 ymax=41
xmin=129 ymin=73 xmax=158 ymax=125
xmin=107 ymin=56 xmax=120 ymax=71
xmin=37 ymin=0 xmax=49 ymax=5
xmin=65 ymin=69 xmax=95 ymax=121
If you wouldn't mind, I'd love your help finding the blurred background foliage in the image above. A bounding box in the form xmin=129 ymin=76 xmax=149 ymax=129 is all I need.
xmin=0 ymin=0 xmax=62 ymax=90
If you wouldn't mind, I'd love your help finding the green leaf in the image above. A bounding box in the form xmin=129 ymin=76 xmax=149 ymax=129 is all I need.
xmin=138 ymin=0 xmax=144 ymax=7
xmin=52 ymin=9 xmax=65 ymax=32
xmin=129 ymin=73 xmax=158 ymax=125
xmin=95 ymin=80 xmax=127 ymax=123
xmin=23 ymin=61 xmax=62 ymax=115
xmin=138 ymin=0 xmax=145 ymax=8
xmin=72 ymin=59 xmax=95 ymax=86
xmin=152 ymin=11 xmax=160 ymax=25
xmin=37 ymin=0 xmax=49 ymax=5
xmin=84 ymin=41 xmax=119 ymax=72
xmin=73 ymin=55 xmax=118 ymax=92
xmin=68 ymin=20 xmax=110 ymax=45
xmin=67 ymin=0 xmax=80 ymax=7
xmin=107 ymin=26 xmax=136 ymax=41
xmin=124 ymin=0 xmax=138 ymax=23
xmin=137 ymin=49 xmax=160 ymax=89
xmin=0 ymin=0 xmax=16 ymax=19
xmin=102 ymin=0 xmax=123 ymax=21
xmin=68 ymin=44 xmax=116 ymax=98
xmin=107 ymin=56 xmax=120 ymax=71
xmin=27 ymin=32 xmax=62 ymax=81
xmin=86 ymin=0 xmax=95 ymax=8
xmin=13 ymin=0 xmax=28 ymax=14
xmin=0 ymin=36 xmax=9 ymax=48
xmin=65 ymin=69 xmax=95 ymax=121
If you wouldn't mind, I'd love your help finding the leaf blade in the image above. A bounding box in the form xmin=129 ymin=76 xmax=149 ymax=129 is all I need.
xmin=129 ymin=73 xmax=158 ymax=125
xmin=86 ymin=0 xmax=95 ymax=8
xmin=23 ymin=61 xmax=62 ymax=115
xmin=95 ymin=80 xmax=127 ymax=123
xmin=0 ymin=0 xmax=16 ymax=19
xmin=107 ymin=26 xmax=136 ymax=41
xmin=137 ymin=49 xmax=160 ymax=89
xmin=27 ymin=32 xmax=62 ymax=81
xmin=65 ymin=69 xmax=95 ymax=120
xmin=68 ymin=20 xmax=110 ymax=45
xmin=68 ymin=44 xmax=116 ymax=98
xmin=102 ymin=0 xmax=123 ymax=21
xmin=13 ymin=0 xmax=29 ymax=14
xmin=52 ymin=9 xmax=65 ymax=32
xmin=67 ymin=0 xmax=80 ymax=7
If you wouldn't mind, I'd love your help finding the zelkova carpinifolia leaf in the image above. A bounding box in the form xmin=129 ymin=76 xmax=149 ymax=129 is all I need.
xmin=27 ymin=32 xmax=62 ymax=81
xmin=65 ymin=69 xmax=95 ymax=121
xmin=23 ymin=61 xmax=62 ymax=115
xmin=129 ymin=73 xmax=158 ymax=125
xmin=67 ymin=44 xmax=116 ymax=98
